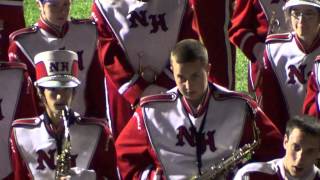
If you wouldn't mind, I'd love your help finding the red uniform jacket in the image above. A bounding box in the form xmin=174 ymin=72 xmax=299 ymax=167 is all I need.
xmin=92 ymin=0 xmax=198 ymax=138
xmin=116 ymin=83 xmax=283 ymax=180
xmin=10 ymin=112 xmax=118 ymax=180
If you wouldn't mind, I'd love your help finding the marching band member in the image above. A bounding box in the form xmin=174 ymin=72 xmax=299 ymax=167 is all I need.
xmin=9 ymin=50 xmax=118 ymax=180
xmin=91 ymin=0 xmax=198 ymax=138
xmin=8 ymin=0 xmax=106 ymax=118
xmin=116 ymin=39 xmax=283 ymax=179
xmin=256 ymin=0 xmax=320 ymax=134
xmin=234 ymin=115 xmax=320 ymax=180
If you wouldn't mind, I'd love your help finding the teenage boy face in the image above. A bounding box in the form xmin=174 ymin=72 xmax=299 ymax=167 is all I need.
xmin=283 ymin=128 xmax=320 ymax=178
xmin=171 ymin=58 xmax=209 ymax=106
xmin=38 ymin=0 xmax=71 ymax=27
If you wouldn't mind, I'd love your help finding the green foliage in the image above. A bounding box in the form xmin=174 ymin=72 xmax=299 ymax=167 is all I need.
xmin=235 ymin=50 xmax=248 ymax=92
xmin=23 ymin=0 xmax=93 ymax=26
xmin=23 ymin=0 xmax=249 ymax=92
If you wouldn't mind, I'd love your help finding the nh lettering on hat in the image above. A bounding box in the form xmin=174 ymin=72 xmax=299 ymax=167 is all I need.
xmin=49 ymin=61 xmax=69 ymax=73
xmin=34 ymin=50 xmax=80 ymax=88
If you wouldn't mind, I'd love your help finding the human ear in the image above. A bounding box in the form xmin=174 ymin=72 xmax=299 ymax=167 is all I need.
xmin=283 ymin=134 xmax=289 ymax=150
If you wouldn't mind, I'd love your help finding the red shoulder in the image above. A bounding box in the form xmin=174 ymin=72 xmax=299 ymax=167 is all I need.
xmin=12 ymin=117 xmax=41 ymax=127
xmin=266 ymin=33 xmax=292 ymax=44
xmin=140 ymin=93 xmax=178 ymax=106
xmin=9 ymin=26 xmax=39 ymax=42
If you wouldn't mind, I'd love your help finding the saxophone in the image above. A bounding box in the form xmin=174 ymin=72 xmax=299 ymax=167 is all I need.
xmin=191 ymin=110 xmax=261 ymax=180
xmin=55 ymin=106 xmax=72 ymax=180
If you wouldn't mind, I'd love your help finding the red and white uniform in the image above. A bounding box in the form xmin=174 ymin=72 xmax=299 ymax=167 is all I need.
xmin=8 ymin=19 xmax=106 ymax=118
xmin=303 ymin=57 xmax=320 ymax=118
xmin=92 ymin=0 xmax=198 ymax=138
xmin=0 ymin=62 xmax=37 ymax=179
xmin=116 ymin=83 xmax=283 ymax=180
xmin=258 ymin=33 xmax=320 ymax=134
xmin=10 ymin=112 xmax=118 ymax=180
xmin=0 ymin=0 xmax=25 ymax=61
xmin=234 ymin=158 xmax=320 ymax=180
xmin=229 ymin=0 xmax=287 ymax=91
xmin=189 ymin=0 xmax=236 ymax=89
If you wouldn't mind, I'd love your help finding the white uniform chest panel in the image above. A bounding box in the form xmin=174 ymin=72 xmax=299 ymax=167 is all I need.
xmin=143 ymin=97 xmax=247 ymax=179
xmin=266 ymin=39 xmax=318 ymax=118
xmin=96 ymin=0 xmax=185 ymax=73
xmin=259 ymin=0 xmax=288 ymax=32
xmin=16 ymin=24 xmax=97 ymax=116
xmin=14 ymin=121 xmax=100 ymax=179
xmin=0 ymin=68 xmax=24 ymax=177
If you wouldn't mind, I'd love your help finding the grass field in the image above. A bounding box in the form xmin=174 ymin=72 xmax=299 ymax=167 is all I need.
xmin=23 ymin=0 xmax=249 ymax=92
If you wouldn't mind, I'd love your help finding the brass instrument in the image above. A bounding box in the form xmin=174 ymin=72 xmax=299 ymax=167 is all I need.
xmin=55 ymin=106 xmax=72 ymax=180
xmin=192 ymin=113 xmax=261 ymax=180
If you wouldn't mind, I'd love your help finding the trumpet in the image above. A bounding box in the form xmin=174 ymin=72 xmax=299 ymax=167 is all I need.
xmin=192 ymin=113 xmax=261 ymax=180
xmin=55 ymin=106 xmax=72 ymax=180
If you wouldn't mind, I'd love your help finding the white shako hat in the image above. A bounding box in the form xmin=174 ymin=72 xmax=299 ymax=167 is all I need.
xmin=34 ymin=50 xmax=80 ymax=88
xmin=283 ymin=0 xmax=320 ymax=10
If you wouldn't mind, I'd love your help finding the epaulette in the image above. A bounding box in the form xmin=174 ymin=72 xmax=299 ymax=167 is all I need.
xmin=140 ymin=93 xmax=178 ymax=106
xmin=265 ymin=33 xmax=292 ymax=44
xmin=9 ymin=25 xmax=39 ymax=42
xmin=12 ymin=117 xmax=41 ymax=127
xmin=70 ymin=18 xmax=95 ymax=25
xmin=76 ymin=117 xmax=107 ymax=128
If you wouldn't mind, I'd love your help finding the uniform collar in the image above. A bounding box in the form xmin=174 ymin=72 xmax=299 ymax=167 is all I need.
xmin=41 ymin=110 xmax=76 ymax=140
xmin=181 ymin=85 xmax=211 ymax=118
xmin=38 ymin=17 xmax=69 ymax=38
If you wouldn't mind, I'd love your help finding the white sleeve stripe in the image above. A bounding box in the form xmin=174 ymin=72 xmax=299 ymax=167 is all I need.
xmin=140 ymin=164 xmax=153 ymax=180
xmin=118 ymin=74 xmax=140 ymax=95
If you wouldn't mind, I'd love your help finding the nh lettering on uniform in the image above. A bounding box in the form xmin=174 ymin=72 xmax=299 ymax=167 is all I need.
xmin=176 ymin=126 xmax=217 ymax=154
xmin=287 ymin=64 xmax=310 ymax=84
xmin=0 ymin=99 xmax=3 ymax=121
xmin=36 ymin=149 xmax=78 ymax=170
xmin=128 ymin=10 xmax=169 ymax=33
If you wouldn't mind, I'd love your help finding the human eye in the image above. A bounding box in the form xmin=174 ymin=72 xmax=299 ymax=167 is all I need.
xmin=292 ymin=143 xmax=301 ymax=151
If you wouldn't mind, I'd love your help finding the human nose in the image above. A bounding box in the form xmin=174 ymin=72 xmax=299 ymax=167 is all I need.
xmin=185 ymin=80 xmax=191 ymax=90
xmin=295 ymin=150 xmax=305 ymax=164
